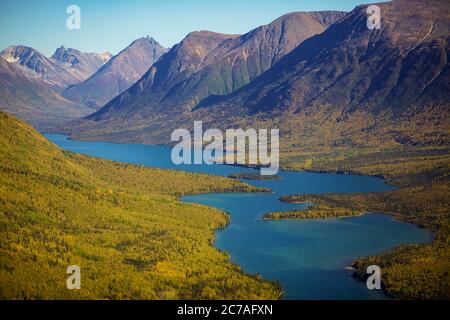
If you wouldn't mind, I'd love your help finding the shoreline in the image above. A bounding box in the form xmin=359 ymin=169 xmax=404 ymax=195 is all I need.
xmin=48 ymin=133 xmax=438 ymax=300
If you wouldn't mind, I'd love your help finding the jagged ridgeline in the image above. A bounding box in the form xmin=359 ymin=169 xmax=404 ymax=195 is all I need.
xmin=0 ymin=112 xmax=279 ymax=299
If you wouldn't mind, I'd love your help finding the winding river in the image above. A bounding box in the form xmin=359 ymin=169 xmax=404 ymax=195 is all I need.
xmin=46 ymin=134 xmax=432 ymax=300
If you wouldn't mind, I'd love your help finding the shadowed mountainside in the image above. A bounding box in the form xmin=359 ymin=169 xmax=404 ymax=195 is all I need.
xmin=0 ymin=57 xmax=92 ymax=130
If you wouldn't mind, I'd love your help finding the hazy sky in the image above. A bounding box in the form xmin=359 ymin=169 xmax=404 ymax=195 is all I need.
xmin=0 ymin=0 xmax=385 ymax=56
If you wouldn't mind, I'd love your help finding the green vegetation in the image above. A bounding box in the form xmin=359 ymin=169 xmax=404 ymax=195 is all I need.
xmin=264 ymin=202 xmax=359 ymax=220
xmin=0 ymin=112 xmax=280 ymax=300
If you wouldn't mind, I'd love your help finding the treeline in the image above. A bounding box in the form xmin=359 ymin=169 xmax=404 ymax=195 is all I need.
xmin=264 ymin=204 xmax=359 ymax=220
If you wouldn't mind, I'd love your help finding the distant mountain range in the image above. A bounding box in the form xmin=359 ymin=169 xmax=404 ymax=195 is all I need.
xmin=0 ymin=56 xmax=92 ymax=129
xmin=62 ymin=37 xmax=167 ymax=109
xmin=61 ymin=0 xmax=449 ymax=151
xmin=0 ymin=37 xmax=166 ymax=128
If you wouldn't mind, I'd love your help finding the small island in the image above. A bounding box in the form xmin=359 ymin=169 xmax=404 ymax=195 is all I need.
xmin=263 ymin=205 xmax=360 ymax=220
xmin=263 ymin=194 xmax=362 ymax=220
xmin=229 ymin=173 xmax=282 ymax=181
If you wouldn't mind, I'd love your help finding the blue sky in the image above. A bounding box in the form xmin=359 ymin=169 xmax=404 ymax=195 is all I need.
xmin=0 ymin=0 xmax=384 ymax=56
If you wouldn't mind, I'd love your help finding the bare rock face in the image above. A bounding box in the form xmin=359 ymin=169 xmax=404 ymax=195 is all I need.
xmin=215 ymin=0 xmax=450 ymax=116
xmin=62 ymin=37 xmax=167 ymax=109
xmin=100 ymin=52 xmax=113 ymax=63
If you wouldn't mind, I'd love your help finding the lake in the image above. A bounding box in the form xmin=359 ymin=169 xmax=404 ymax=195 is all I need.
xmin=46 ymin=134 xmax=432 ymax=300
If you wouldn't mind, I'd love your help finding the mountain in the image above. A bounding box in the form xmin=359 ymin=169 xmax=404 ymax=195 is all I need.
xmin=0 ymin=56 xmax=92 ymax=130
xmin=61 ymin=11 xmax=345 ymax=138
xmin=207 ymin=0 xmax=450 ymax=116
xmin=61 ymin=1 xmax=449 ymax=151
xmin=51 ymin=45 xmax=111 ymax=83
xmin=1 ymin=45 xmax=81 ymax=89
xmin=192 ymin=0 xmax=449 ymax=151
xmin=62 ymin=37 xmax=167 ymax=109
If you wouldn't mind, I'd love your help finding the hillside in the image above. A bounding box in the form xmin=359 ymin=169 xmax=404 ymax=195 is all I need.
xmin=0 ymin=111 xmax=279 ymax=299
xmin=1 ymin=46 xmax=83 ymax=89
xmin=0 ymin=57 xmax=93 ymax=130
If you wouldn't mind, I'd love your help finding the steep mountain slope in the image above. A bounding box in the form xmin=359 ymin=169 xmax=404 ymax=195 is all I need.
xmin=62 ymin=37 xmax=167 ymax=108
xmin=193 ymin=11 xmax=347 ymax=104
xmin=51 ymin=45 xmax=111 ymax=83
xmin=0 ymin=46 xmax=82 ymax=89
xmin=0 ymin=111 xmax=278 ymax=299
xmin=0 ymin=56 xmax=92 ymax=130
xmin=63 ymin=11 xmax=345 ymax=135
xmin=61 ymin=1 xmax=449 ymax=151
xmin=209 ymin=0 xmax=450 ymax=115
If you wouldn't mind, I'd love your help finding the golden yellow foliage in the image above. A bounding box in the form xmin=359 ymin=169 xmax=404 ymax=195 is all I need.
xmin=0 ymin=112 xmax=280 ymax=300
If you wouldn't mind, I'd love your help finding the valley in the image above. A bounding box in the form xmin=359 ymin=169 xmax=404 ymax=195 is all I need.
xmin=0 ymin=0 xmax=449 ymax=301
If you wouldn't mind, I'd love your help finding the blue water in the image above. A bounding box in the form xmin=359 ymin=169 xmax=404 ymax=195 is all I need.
xmin=46 ymin=134 xmax=432 ymax=300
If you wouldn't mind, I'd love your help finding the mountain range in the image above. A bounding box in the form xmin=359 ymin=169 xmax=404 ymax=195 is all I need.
xmin=61 ymin=0 xmax=449 ymax=152
xmin=0 ymin=56 xmax=92 ymax=129
xmin=51 ymin=45 xmax=112 ymax=84
xmin=1 ymin=0 xmax=449 ymax=153
xmin=62 ymin=37 xmax=167 ymax=109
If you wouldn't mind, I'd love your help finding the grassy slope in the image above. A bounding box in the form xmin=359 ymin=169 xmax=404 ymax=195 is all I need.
xmin=0 ymin=112 xmax=280 ymax=299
